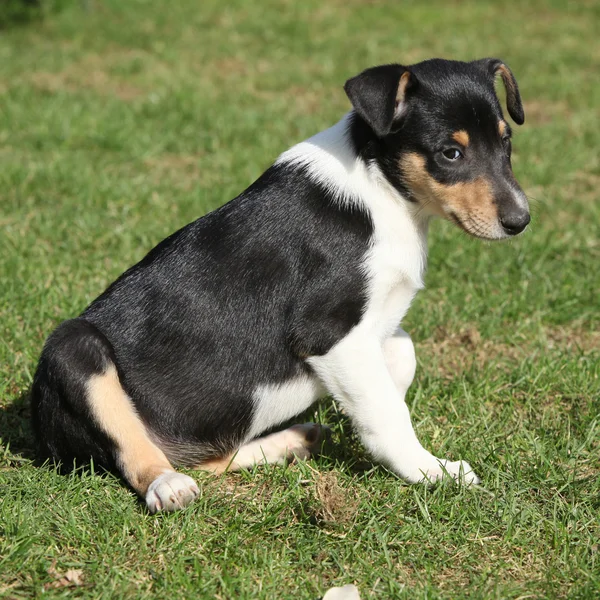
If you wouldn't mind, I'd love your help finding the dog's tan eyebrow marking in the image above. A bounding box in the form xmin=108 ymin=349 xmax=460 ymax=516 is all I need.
xmin=498 ymin=120 xmax=507 ymax=136
xmin=452 ymin=130 xmax=470 ymax=147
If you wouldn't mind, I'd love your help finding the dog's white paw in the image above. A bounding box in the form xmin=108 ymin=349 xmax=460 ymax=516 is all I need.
xmin=418 ymin=459 xmax=480 ymax=485
xmin=145 ymin=471 xmax=200 ymax=513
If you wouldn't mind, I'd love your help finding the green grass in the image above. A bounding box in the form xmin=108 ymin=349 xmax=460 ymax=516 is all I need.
xmin=1 ymin=0 xmax=599 ymax=597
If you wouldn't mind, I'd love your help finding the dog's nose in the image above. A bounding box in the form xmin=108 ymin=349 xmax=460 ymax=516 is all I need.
xmin=500 ymin=211 xmax=530 ymax=235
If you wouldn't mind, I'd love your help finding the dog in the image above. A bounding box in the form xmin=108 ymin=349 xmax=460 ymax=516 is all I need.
xmin=31 ymin=58 xmax=530 ymax=512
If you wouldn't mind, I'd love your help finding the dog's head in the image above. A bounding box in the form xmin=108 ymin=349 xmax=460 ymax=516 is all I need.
xmin=344 ymin=58 xmax=530 ymax=240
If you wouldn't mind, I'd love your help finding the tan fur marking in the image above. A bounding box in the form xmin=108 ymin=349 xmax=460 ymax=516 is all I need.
xmin=396 ymin=71 xmax=411 ymax=104
xmin=197 ymin=423 xmax=325 ymax=475
xmin=497 ymin=64 xmax=515 ymax=95
xmin=87 ymin=366 xmax=174 ymax=494
xmin=496 ymin=64 xmax=521 ymax=120
xmin=400 ymin=152 xmax=497 ymax=230
xmin=452 ymin=130 xmax=470 ymax=147
xmin=498 ymin=120 xmax=507 ymax=136
xmin=199 ymin=454 xmax=236 ymax=475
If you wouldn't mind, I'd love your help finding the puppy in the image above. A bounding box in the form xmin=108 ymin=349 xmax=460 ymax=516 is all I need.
xmin=31 ymin=58 xmax=529 ymax=512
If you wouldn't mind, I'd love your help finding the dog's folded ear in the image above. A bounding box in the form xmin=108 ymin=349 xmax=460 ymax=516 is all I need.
xmin=473 ymin=58 xmax=525 ymax=125
xmin=344 ymin=64 xmax=415 ymax=138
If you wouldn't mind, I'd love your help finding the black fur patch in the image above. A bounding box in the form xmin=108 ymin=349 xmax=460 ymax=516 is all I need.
xmin=31 ymin=319 xmax=119 ymax=471
xmin=31 ymin=163 xmax=373 ymax=469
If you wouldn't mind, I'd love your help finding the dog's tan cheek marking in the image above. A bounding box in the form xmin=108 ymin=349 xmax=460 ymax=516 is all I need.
xmin=452 ymin=130 xmax=470 ymax=147
xmin=498 ymin=120 xmax=507 ymax=137
xmin=444 ymin=178 xmax=497 ymax=223
xmin=399 ymin=153 xmax=444 ymax=216
xmin=87 ymin=366 xmax=174 ymax=494
xmin=399 ymin=152 xmax=497 ymax=223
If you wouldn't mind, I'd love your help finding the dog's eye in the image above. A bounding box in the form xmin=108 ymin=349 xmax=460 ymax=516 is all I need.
xmin=502 ymin=136 xmax=512 ymax=156
xmin=442 ymin=148 xmax=463 ymax=161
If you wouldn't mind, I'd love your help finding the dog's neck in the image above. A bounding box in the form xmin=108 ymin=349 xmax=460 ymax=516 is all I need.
xmin=278 ymin=113 xmax=430 ymax=290
xmin=278 ymin=113 xmax=429 ymax=222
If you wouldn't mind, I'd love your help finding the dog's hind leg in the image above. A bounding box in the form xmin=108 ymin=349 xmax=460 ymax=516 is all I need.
xmin=31 ymin=318 xmax=199 ymax=513
xmin=198 ymin=423 xmax=328 ymax=474
xmin=86 ymin=365 xmax=200 ymax=512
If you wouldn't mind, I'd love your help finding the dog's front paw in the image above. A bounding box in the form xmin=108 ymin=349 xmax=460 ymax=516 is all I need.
xmin=439 ymin=459 xmax=480 ymax=484
xmin=146 ymin=471 xmax=200 ymax=513
xmin=418 ymin=459 xmax=480 ymax=485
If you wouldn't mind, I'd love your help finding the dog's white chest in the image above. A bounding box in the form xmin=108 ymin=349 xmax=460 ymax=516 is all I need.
xmin=363 ymin=243 xmax=425 ymax=338
xmin=361 ymin=197 xmax=429 ymax=339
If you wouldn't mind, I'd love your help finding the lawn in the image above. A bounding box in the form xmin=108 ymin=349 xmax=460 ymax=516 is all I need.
xmin=0 ymin=0 xmax=598 ymax=598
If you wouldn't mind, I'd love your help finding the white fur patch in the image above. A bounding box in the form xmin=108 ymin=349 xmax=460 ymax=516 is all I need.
xmin=247 ymin=376 xmax=324 ymax=442
xmin=234 ymin=423 xmax=326 ymax=467
xmin=145 ymin=471 xmax=199 ymax=513
xmin=277 ymin=113 xmax=364 ymax=204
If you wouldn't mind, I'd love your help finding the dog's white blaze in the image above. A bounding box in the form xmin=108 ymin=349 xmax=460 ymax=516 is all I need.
xmin=279 ymin=114 xmax=479 ymax=484
xmin=248 ymin=377 xmax=324 ymax=441
xmin=360 ymin=165 xmax=428 ymax=338
xmin=512 ymin=186 xmax=529 ymax=211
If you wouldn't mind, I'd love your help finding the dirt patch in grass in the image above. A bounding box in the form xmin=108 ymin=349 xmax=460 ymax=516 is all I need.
xmin=310 ymin=470 xmax=359 ymax=524
xmin=417 ymin=326 xmax=523 ymax=380
xmin=523 ymin=99 xmax=571 ymax=126
xmin=206 ymin=56 xmax=336 ymax=114
xmin=211 ymin=56 xmax=272 ymax=79
xmin=29 ymin=69 xmax=144 ymax=101
xmin=418 ymin=324 xmax=599 ymax=380
xmin=198 ymin=467 xmax=360 ymax=530
xmin=248 ymin=82 xmax=328 ymax=115
xmin=143 ymin=153 xmax=205 ymax=188
xmin=542 ymin=325 xmax=600 ymax=353
xmin=24 ymin=49 xmax=171 ymax=101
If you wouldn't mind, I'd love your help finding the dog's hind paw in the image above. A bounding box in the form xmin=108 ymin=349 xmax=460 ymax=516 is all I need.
xmin=146 ymin=471 xmax=200 ymax=513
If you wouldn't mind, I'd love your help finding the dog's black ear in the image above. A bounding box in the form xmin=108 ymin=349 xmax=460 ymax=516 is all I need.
xmin=474 ymin=58 xmax=524 ymax=125
xmin=344 ymin=64 xmax=415 ymax=137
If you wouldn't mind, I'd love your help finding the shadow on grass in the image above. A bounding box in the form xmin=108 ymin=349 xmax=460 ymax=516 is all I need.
xmin=299 ymin=398 xmax=379 ymax=475
xmin=0 ymin=390 xmax=36 ymax=461
xmin=1 ymin=390 xmax=132 ymax=502
xmin=0 ymin=392 xmax=378 ymax=481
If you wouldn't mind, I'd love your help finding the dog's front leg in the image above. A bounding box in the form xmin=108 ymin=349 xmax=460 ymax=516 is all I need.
xmin=309 ymin=329 xmax=479 ymax=484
